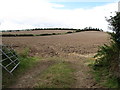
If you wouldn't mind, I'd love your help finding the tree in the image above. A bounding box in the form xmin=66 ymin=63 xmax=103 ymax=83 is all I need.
xmin=107 ymin=12 xmax=120 ymax=45
xmin=106 ymin=12 xmax=120 ymax=78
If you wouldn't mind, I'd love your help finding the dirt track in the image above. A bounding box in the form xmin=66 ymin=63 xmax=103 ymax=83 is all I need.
xmin=9 ymin=60 xmax=56 ymax=88
xmin=2 ymin=31 xmax=110 ymax=88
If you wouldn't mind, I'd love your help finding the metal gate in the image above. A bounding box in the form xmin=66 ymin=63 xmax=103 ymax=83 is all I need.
xmin=0 ymin=45 xmax=20 ymax=74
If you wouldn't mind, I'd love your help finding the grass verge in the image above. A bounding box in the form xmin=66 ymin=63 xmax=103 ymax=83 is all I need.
xmin=92 ymin=67 xmax=119 ymax=88
xmin=87 ymin=58 xmax=119 ymax=88
xmin=34 ymin=61 xmax=75 ymax=88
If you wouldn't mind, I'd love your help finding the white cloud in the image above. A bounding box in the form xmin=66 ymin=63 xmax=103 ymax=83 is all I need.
xmin=51 ymin=3 xmax=64 ymax=8
xmin=47 ymin=0 xmax=119 ymax=2
xmin=0 ymin=21 xmax=36 ymax=30
xmin=0 ymin=0 xmax=118 ymax=31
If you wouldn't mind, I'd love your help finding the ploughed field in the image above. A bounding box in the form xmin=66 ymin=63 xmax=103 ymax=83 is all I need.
xmin=2 ymin=31 xmax=110 ymax=57
xmin=2 ymin=30 xmax=73 ymax=34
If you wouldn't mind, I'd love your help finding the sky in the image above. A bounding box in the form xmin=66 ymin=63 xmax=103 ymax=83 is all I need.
xmin=0 ymin=0 xmax=119 ymax=31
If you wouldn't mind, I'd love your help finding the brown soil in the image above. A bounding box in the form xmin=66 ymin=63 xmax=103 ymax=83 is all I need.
xmin=2 ymin=31 xmax=109 ymax=57
xmin=2 ymin=31 xmax=110 ymax=88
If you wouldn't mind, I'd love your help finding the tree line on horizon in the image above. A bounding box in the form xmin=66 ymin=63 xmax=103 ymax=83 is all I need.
xmin=1 ymin=27 xmax=103 ymax=32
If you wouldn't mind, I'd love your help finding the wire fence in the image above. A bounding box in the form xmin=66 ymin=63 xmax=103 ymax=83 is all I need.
xmin=0 ymin=45 xmax=20 ymax=74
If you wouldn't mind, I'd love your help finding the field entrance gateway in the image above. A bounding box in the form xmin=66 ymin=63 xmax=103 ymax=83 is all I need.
xmin=0 ymin=45 xmax=20 ymax=74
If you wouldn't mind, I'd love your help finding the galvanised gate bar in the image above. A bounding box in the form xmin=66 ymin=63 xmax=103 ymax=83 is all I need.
xmin=0 ymin=45 xmax=20 ymax=74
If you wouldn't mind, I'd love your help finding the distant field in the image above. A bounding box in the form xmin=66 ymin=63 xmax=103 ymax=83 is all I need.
xmin=2 ymin=30 xmax=74 ymax=34
xmin=2 ymin=31 xmax=110 ymax=57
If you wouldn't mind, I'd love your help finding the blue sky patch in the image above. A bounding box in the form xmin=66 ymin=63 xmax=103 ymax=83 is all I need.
xmin=52 ymin=2 xmax=111 ymax=9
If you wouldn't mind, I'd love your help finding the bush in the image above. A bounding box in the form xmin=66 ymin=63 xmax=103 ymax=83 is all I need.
xmin=39 ymin=33 xmax=52 ymax=36
xmin=52 ymin=33 xmax=56 ymax=35
xmin=66 ymin=31 xmax=73 ymax=33
xmin=75 ymin=30 xmax=81 ymax=32
xmin=92 ymin=12 xmax=120 ymax=88
xmin=94 ymin=42 xmax=119 ymax=69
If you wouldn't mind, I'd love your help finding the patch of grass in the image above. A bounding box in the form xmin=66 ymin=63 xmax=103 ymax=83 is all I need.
xmin=91 ymin=67 xmax=119 ymax=88
xmin=2 ymin=48 xmax=42 ymax=88
xmin=17 ymin=56 xmax=40 ymax=73
xmin=34 ymin=61 xmax=75 ymax=88
xmin=84 ymin=57 xmax=96 ymax=66
xmin=19 ymin=47 xmax=29 ymax=58
xmin=86 ymin=57 xmax=119 ymax=88
xmin=102 ymin=76 xmax=119 ymax=88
